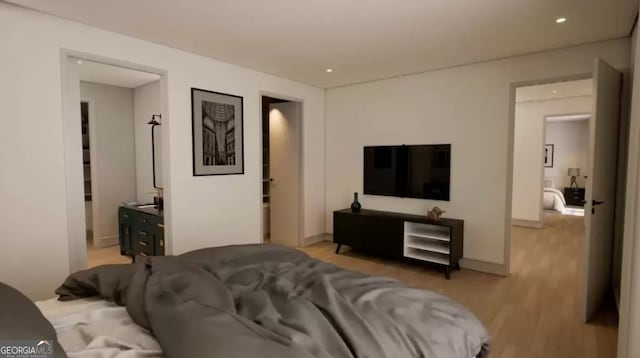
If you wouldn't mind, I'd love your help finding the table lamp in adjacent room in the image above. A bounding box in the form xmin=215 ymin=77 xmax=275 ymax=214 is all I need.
xmin=568 ymin=168 xmax=580 ymax=188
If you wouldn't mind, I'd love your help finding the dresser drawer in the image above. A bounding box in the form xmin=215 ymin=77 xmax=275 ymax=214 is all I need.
xmin=119 ymin=206 xmax=165 ymax=257
xmin=564 ymin=187 xmax=585 ymax=206
xmin=133 ymin=236 xmax=153 ymax=256
xmin=134 ymin=212 xmax=161 ymax=227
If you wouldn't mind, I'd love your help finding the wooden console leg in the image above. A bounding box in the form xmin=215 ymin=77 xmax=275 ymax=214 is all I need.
xmin=335 ymin=244 xmax=342 ymax=254
xmin=445 ymin=266 xmax=451 ymax=280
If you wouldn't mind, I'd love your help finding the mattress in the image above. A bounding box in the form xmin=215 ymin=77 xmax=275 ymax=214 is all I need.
xmin=36 ymin=298 xmax=162 ymax=357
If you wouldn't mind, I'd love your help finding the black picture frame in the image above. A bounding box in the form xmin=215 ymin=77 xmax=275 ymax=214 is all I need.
xmin=191 ymin=88 xmax=244 ymax=176
xmin=544 ymin=144 xmax=554 ymax=168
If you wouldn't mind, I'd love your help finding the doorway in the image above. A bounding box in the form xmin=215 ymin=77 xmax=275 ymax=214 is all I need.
xmin=511 ymin=78 xmax=593 ymax=227
xmin=61 ymin=53 xmax=167 ymax=271
xmin=508 ymin=59 xmax=626 ymax=327
xmin=261 ymin=95 xmax=303 ymax=247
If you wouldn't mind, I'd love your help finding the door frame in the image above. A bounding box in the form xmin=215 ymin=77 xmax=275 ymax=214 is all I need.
xmin=506 ymin=73 xmax=593 ymax=273
xmin=60 ymin=49 xmax=170 ymax=273
xmin=543 ymin=111 xmax=592 ymax=193
xmin=80 ymin=99 xmax=99 ymax=248
xmin=259 ymin=91 xmax=305 ymax=247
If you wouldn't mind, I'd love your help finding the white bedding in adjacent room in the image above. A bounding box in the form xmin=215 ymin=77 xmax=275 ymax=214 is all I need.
xmin=36 ymin=298 xmax=162 ymax=358
xmin=543 ymin=187 xmax=584 ymax=216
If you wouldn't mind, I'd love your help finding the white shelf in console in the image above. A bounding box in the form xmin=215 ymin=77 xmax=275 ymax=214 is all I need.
xmin=405 ymin=230 xmax=450 ymax=242
xmin=404 ymin=248 xmax=449 ymax=265
xmin=405 ymin=237 xmax=450 ymax=254
xmin=403 ymin=221 xmax=451 ymax=265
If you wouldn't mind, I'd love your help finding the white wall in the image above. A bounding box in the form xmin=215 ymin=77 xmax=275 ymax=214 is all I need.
xmin=133 ymin=80 xmax=162 ymax=204
xmin=545 ymin=120 xmax=590 ymax=189
xmin=81 ymin=81 xmax=137 ymax=246
xmin=326 ymin=39 xmax=629 ymax=267
xmin=512 ymin=96 xmax=592 ymax=223
xmin=0 ymin=2 xmax=325 ymax=299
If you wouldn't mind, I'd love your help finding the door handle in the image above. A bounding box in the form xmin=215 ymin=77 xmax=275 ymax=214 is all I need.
xmin=592 ymin=200 xmax=605 ymax=206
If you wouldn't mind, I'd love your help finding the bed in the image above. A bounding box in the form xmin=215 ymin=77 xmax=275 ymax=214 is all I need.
xmin=21 ymin=244 xmax=489 ymax=357
xmin=36 ymin=298 xmax=163 ymax=357
xmin=543 ymin=187 xmax=585 ymax=216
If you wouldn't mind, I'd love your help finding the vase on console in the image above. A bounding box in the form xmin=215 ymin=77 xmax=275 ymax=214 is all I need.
xmin=350 ymin=192 xmax=362 ymax=213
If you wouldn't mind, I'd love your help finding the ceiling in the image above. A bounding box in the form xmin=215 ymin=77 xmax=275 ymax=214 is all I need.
xmin=516 ymin=79 xmax=593 ymax=103
xmin=8 ymin=0 xmax=638 ymax=88
xmin=77 ymin=59 xmax=160 ymax=88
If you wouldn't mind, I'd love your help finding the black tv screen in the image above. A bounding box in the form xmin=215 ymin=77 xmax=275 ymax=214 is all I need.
xmin=363 ymin=144 xmax=451 ymax=201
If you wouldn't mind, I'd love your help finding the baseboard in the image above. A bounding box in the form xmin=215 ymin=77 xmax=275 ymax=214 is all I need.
xmin=94 ymin=235 xmax=118 ymax=248
xmin=301 ymin=233 xmax=331 ymax=246
xmin=511 ymin=219 xmax=543 ymax=228
xmin=459 ymin=258 xmax=508 ymax=276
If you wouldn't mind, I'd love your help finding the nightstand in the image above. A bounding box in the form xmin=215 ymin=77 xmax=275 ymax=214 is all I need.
xmin=564 ymin=187 xmax=586 ymax=206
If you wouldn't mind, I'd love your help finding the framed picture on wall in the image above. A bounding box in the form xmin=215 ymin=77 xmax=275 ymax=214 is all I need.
xmin=191 ymin=88 xmax=244 ymax=176
xmin=544 ymin=144 xmax=554 ymax=168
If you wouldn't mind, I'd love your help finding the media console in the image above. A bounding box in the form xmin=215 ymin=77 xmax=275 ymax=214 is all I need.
xmin=333 ymin=208 xmax=463 ymax=279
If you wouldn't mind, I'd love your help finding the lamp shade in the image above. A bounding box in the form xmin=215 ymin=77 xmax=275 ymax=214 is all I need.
xmin=568 ymin=168 xmax=580 ymax=176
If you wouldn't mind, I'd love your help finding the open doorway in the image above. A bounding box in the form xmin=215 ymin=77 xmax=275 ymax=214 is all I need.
xmin=261 ymin=95 xmax=303 ymax=247
xmin=509 ymin=59 xmax=626 ymax=330
xmin=544 ymin=113 xmax=590 ymax=217
xmin=74 ymin=59 xmax=163 ymax=267
xmin=512 ymin=78 xmax=593 ymax=227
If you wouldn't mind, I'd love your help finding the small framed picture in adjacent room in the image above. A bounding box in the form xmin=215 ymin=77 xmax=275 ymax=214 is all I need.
xmin=544 ymin=144 xmax=554 ymax=168
xmin=191 ymin=88 xmax=244 ymax=176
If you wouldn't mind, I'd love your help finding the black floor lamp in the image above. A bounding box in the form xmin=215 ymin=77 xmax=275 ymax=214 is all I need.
xmin=148 ymin=114 xmax=163 ymax=211
xmin=147 ymin=114 xmax=162 ymax=189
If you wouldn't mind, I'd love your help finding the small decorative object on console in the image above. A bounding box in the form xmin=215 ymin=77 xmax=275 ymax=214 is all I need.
xmin=350 ymin=192 xmax=362 ymax=213
xmin=427 ymin=206 xmax=445 ymax=221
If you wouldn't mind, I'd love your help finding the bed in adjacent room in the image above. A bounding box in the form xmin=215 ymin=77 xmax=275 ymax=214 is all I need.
xmin=543 ymin=187 xmax=585 ymax=216
xmin=19 ymin=244 xmax=489 ymax=358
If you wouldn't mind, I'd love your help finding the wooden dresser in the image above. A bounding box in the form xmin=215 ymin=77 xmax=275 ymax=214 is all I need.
xmin=119 ymin=204 xmax=165 ymax=257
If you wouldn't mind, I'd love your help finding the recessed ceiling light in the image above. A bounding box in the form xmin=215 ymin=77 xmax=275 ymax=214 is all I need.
xmin=552 ymin=89 xmax=558 ymax=94
xmin=556 ymin=17 xmax=567 ymax=24
xmin=77 ymin=60 xmax=83 ymax=64
xmin=326 ymin=69 xmax=333 ymax=73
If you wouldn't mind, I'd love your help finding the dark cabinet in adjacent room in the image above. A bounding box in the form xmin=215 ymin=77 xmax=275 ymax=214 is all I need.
xmin=119 ymin=205 xmax=165 ymax=257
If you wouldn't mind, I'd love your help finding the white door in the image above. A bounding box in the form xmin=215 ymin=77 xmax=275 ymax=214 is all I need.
xmin=583 ymin=59 xmax=622 ymax=322
xmin=269 ymin=102 xmax=301 ymax=247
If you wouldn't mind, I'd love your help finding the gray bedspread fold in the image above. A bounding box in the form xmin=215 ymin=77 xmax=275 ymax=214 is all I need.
xmin=56 ymin=244 xmax=490 ymax=358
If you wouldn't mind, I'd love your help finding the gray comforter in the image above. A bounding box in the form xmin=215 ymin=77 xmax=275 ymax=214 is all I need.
xmin=0 ymin=282 xmax=68 ymax=357
xmin=56 ymin=244 xmax=490 ymax=358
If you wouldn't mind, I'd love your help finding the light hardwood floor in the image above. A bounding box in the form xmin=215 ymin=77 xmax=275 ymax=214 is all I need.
xmin=299 ymin=213 xmax=618 ymax=358
xmin=87 ymin=213 xmax=617 ymax=357
xmin=86 ymin=239 xmax=131 ymax=268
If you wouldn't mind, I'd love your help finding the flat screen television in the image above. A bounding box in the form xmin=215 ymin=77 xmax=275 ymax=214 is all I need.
xmin=363 ymin=144 xmax=451 ymax=201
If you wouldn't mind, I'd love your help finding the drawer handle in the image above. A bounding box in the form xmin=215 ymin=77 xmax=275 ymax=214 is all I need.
xmin=139 ymin=218 xmax=148 ymax=223
xmin=160 ymin=239 xmax=164 ymax=247
xmin=158 ymin=223 xmax=164 ymax=228
xmin=124 ymin=214 xmax=130 ymax=219
xmin=139 ymin=230 xmax=147 ymax=236
xmin=139 ymin=241 xmax=147 ymax=246
xmin=139 ymin=252 xmax=148 ymax=257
